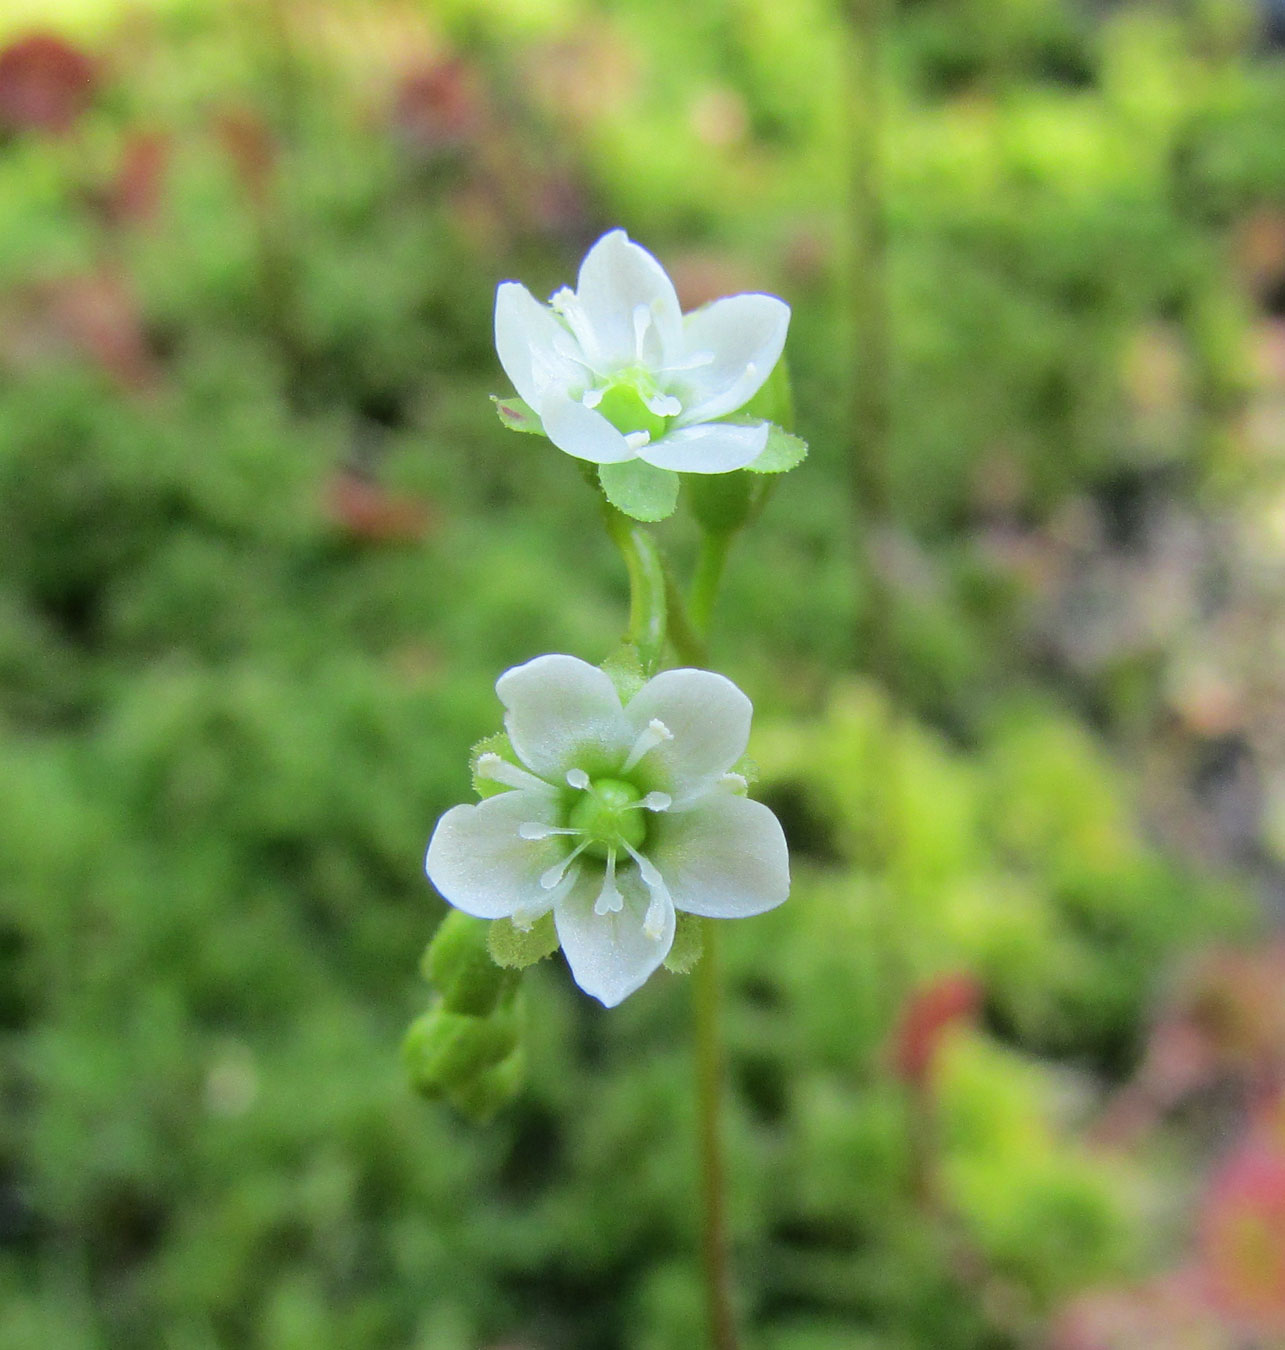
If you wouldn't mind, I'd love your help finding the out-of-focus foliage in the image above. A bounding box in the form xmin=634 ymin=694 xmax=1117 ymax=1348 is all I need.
xmin=2 ymin=0 xmax=1284 ymax=1346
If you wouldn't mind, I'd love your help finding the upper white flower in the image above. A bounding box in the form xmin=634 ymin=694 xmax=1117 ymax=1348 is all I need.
xmin=495 ymin=229 xmax=790 ymax=474
xmin=425 ymin=654 xmax=790 ymax=1007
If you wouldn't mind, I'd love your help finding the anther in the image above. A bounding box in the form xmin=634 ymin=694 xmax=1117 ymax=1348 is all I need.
xmin=475 ymin=754 xmax=550 ymax=793
xmin=593 ymin=848 xmax=623 ymax=916
xmin=518 ymin=822 xmax=582 ymax=840
xmin=540 ymin=840 xmax=590 ymax=890
xmin=566 ymin=768 xmax=590 ymax=790
xmin=621 ymin=718 xmax=673 ymax=773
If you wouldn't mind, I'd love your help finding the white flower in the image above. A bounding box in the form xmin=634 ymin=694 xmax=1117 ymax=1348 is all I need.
xmin=495 ymin=229 xmax=790 ymax=474
xmin=425 ymin=654 xmax=790 ymax=1007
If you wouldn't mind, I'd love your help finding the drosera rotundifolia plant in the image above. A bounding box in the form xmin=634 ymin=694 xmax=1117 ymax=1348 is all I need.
xmin=405 ymin=228 xmax=807 ymax=1349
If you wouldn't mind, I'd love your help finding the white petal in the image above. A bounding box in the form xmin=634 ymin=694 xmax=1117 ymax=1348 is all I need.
xmin=635 ymin=421 xmax=768 ymax=474
xmin=539 ymin=389 xmax=637 ymax=464
xmin=623 ymin=669 xmax=751 ymax=800
xmin=495 ymin=282 xmax=583 ymax=406
xmin=648 ymin=795 xmax=789 ymax=918
xmin=425 ymin=789 xmax=563 ymax=920
xmin=497 ymin=654 xmax=632 ymax=780
xmin=554 ymin=865 xmax=674 ymax=1007
xmin=574 ymin=229 xmax=683 ymax=369
xmin=674 ymin=294 xmax=790 ymax=424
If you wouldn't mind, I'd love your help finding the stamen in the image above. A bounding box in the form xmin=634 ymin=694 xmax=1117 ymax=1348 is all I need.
xmin=632 ymin=303 xmax=653 ymax=362
xmin=510 ymin=902 xmax=550 ymax=932
xmin=621 ymin=718 xmax=673 ymax=773
xmin=566 ymin=768 xmax=590 ymax=790
xmin=619 ymin=791 xmax=672 ymax=813
xmin=550 ymin=288 xmax=604 ymax=368
xmin=593 ymin=847 xmax=623 ymax=916
xmin=518 ymin=822 xmax=584 ymax=840
xmin=716 ymin=772 xmax=748 ymax=795
xmin=623 ymin=843 xmax=670 ymax=897
xmin=646 ymin=392 xmax=682 ymax=418
xmin=623 ymin=843 xmax=673 ymax=941
xmin=624 ymin=430 xmax=651 ymax=450
xmin=643 ymin=893 xmax=668 ymax=942
xmin=657 ymin=349 xmax=715 ymax=374
xmin=475 ymin=753 xmax=551 ymax=793
xmin=540 ymin=839 xmax=590 ymax=890
xmin=581 ymin=388 xmax=604 ymax=409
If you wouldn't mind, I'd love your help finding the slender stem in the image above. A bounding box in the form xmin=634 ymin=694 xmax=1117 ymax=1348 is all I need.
xmin=663 ymin=564 xmax=710 ymax=668
xmin=694 ymin=919 xmax=738 ymax=1350
xmin=603 ymin=506 xmax=668 ymax=673
xmin=689 ymin=531 xmax=733 ymax=640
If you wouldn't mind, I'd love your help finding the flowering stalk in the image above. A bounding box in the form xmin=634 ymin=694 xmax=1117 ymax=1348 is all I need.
xmin=415 ymin=228 xmax=808 ymax=1348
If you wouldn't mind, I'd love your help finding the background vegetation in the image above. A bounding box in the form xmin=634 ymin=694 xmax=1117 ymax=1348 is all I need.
xmin=4 ymin=1 xmax=1285 ymax=1346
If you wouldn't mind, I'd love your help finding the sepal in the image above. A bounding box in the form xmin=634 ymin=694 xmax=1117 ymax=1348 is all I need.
xmin=492 ymin=395 xmax=545 ymax=435
xmin=599 ymin=458 xmax=680 ymax=522
xmin=488 ymin=912 xmax=560 ymax=969
xmin=663 ymin=913 xmax=705 ymax=974
xmin=600 ymin=644 xmax=648 ymax=703
xmin=744 ymin=422 xmax=807 ymax=474
xmin=470 ymin=732 xmax=521 ymax=799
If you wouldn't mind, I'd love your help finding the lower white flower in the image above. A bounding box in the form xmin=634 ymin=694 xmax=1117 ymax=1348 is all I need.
xmin=425 ymin=654 xmax=790 ymax=1007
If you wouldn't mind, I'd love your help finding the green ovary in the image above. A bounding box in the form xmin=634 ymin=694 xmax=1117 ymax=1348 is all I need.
xmin=596 ymin=375 xmax=671 ymax=443
xmin=568 ymin=777 xmax=646 ymax=859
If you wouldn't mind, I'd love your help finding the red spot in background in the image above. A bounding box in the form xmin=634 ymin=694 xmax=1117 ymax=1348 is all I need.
xmin=214 ymin=107 xmax=277 ymax=208
xmin=0 ymin=32 xmax=97 ymax=135
xmin=891 ymin=973 xmax=982 ymax=1089
xmin=325 ymin=471 xmax=434 ymax=545
xmin=1198 ymin=1144 xmax=1285 ymax=1331
xmin=391 ymin=58 xmax=485 ymax=159
xmin=103 ymin=130 xmax=170 ymax=227
xmin=0 ymin=272 xmax=159 ymax=393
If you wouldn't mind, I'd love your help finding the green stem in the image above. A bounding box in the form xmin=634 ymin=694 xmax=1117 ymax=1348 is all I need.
xmin=662 ymin=564 xmax=709 ymax=668
xmin=694 ymin=919 xmax=738 ymax=1350
xmin=689 ymin=531 xmax=733 ymax=640
xmin=603 ymin=506 xmax=668 ymax=673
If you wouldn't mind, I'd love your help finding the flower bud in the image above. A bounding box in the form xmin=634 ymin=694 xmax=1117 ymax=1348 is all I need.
xmin=402 ymin=1001 xmax=520 ymax=1095
xmin=422 ymin=909 xmax=517 ymax=1015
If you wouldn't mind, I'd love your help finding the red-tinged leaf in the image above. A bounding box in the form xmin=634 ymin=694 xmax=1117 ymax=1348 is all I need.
xmin=891 ymin=972 xmax=982 ymax=1088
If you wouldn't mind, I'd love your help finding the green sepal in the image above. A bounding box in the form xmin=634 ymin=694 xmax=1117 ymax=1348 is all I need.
xmin=599 ymin=458 xmax=680 ymax=522
xmin=663 ymin=913 xmax=705 ymax=974
xmin=492 ymin=395 xmax=545 ymax=435
xmin=743 ymin=421 xmax=807 ymax=474
xmin=422 ymin=910 xmax=518 ymax=1015
xmin=600 ymin=643 xmax=648 ymax=703
xmin=470 ymin=731 xmax=520 ymax=799
xmin=446 ymin=1044 xmax=527 ymax=1122
xmin=488 ymin=912 xmax=560 ymax=969
xmin=686 ymin=471 xmax=754 ymax=534
xmin=730 ymin=753 xmax=758 ymax=788
xmin=402 ymin=1000 xmax=520 ymax=1095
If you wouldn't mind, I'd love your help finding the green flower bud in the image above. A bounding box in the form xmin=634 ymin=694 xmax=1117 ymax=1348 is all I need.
xmin=446 ymin=1045 xmax=527 ymax=1122
xmin=402 ymin=1001 xmax=520 ymax=1095
xmin=423 ymin=910 xmax=517 ymax=1015
xmin=686 ymin=471 xmax=754 ymax=534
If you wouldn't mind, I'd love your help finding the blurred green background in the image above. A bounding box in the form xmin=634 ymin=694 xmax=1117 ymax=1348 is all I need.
xmin=5 ymin=1 xmax=1285 ymax=1346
